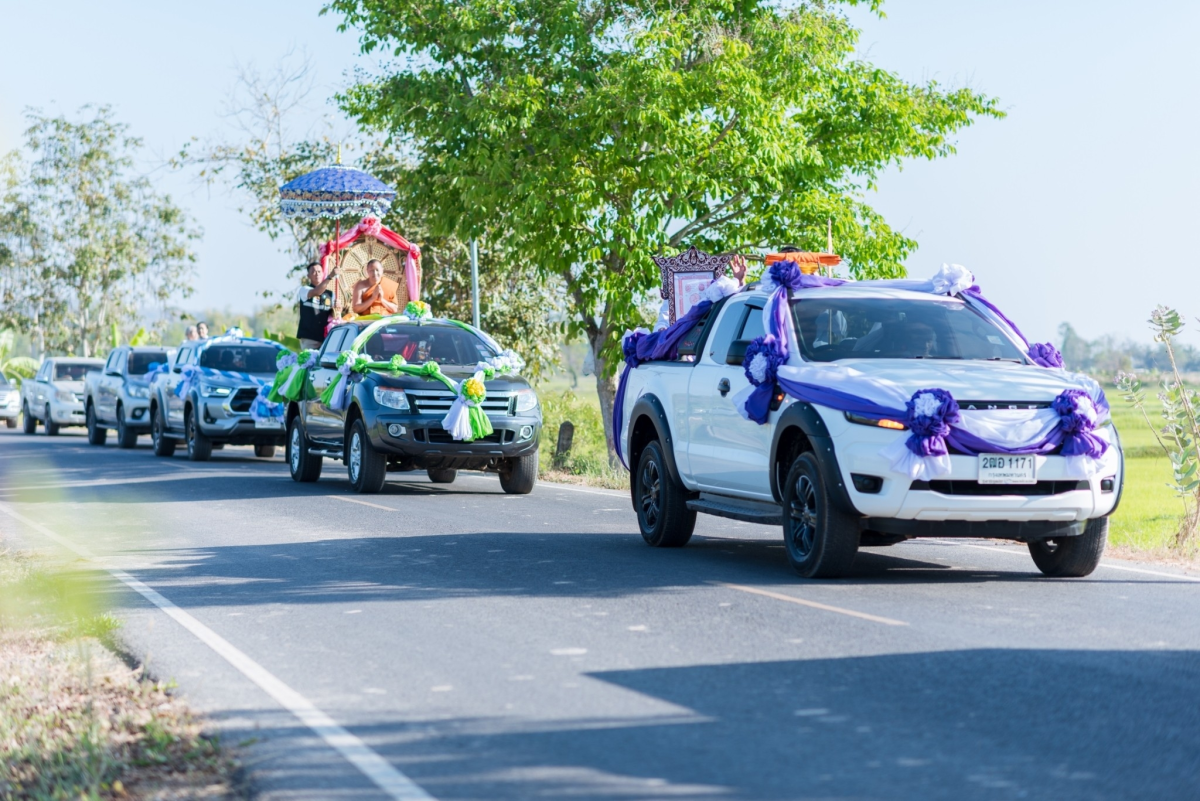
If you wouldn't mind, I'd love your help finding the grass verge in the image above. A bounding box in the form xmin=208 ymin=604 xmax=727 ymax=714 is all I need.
xmin=0 ymin=550 xmax=239 ymax=800
xmin=538 ymin=389 xmax=627 ymax=490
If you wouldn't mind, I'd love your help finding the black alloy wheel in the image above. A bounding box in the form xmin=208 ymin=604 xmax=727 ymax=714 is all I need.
xmin=151 ymin=405 xmax=175 ymax=457
xmin=116 ymin=404 xmax=137 ymax=448
xmin=21 ymin=403 xmax=36 ymax=434
xmin=86 ymin=403 xmax=107 ymax=446
xmin=287 ymin=416 xmax=322 ymax=482
xmin=185 ymin=405 xmax=213 ymax=461
xmin=43 ymin=404 xmax=59 ymax=436
xmin=1028 ymin=517 xmax=1108 ymax=577
xmin=780 ymin=452 xmax=859 ymax=578
xmin=634 ymin=440 xmax=695 ymax=547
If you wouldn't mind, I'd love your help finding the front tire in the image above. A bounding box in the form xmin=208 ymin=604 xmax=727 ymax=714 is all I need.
xmin=185 ymin=405 xmax=212 ymax=461
xmin=21 ymin=403 xmax=36 ymax=434
xmin=347 ymin=418 xmax=386 ymax=493
xmin=427 ymin=468 xmax=457 ymax=484
xmin=43 ymin=405 xmax=59 ymax=436
xmin=151 ymin=405 xmax=175 ymax=457
xmin=254 ymin=443 xmax=276 ymax=458
xmin=634 ymin=441 xmax=695 ymax=547
xmin=1028 ymin=517 xmax=1107 ymax=577
xmin=86 ymin=403 xmax=107 ymax=446
xmin=287 ymin=417 xmax=322 ymax=482
xmin=781 ymin=452 xmax=860 ymax=578
xmin=499 ymin=451 xmax=538 ymax=495
xmin=4 ymin=418 xmax=13 ymax=429
xmin=116 ymin=404 xmax=138 ymax=448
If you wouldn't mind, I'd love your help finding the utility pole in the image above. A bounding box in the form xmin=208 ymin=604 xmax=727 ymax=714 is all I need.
xmin=469 ymin=238 xmax=480 ymax=328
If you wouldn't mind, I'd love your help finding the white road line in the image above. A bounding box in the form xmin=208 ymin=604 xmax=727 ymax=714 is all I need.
xmin=0 ymin=501 xmax=434 ymax=801
xmin=330 ymin=495 xmax=402 ymax=512
xmin=537 ymin=481 xmax=627 ymax=497
xmin=934 ymin=540 xmax=1200 ymax=583
xmin=715 ymin=582 xmax=909 ymax=626
xmin=0 ymin=471 xmax=279 ymax=493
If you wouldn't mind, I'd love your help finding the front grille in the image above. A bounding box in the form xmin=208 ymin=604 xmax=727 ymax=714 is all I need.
xmin=415 ymin=428 xmax=513 ymax=445
xmin=406 ymin=388 xmax=512 ymax=415
xmin=229 ymin=387 xmax=258 ymax=413
xmin=910 ymin=480 xmax=1089 ymax=497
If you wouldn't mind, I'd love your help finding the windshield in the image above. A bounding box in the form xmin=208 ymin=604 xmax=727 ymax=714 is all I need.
xmin=128 ymin=351 xmax=169 ymax=375
xmin=362 ymin=325 xmax=498 ymax=366
xmin=793 ymin=297 xmax=1027 ymax=363
xmin=199 ymin=345 xmax=279 ymax=373
xmin=54 ymin=363 xmax=94 ymax=381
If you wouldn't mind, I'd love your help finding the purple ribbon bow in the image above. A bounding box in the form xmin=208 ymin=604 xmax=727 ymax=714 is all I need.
xmin=904 ymin=389 xmax=961 ymax=458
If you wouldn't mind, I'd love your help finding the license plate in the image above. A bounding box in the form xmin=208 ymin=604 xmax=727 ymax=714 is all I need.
xmin=254 ymin=418 xmax=283 ymax=430
xmin=978 ymin=454 xmax=1037 ymax=484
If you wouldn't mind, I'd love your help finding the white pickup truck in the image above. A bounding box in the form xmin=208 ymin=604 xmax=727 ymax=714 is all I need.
xmin=21 ymin=357 xmax=104 ymax=435
xmin=84 ymin=345 xmax=172 ymax=448
xmin=619 ymin=281 xmax=1122 ymax=579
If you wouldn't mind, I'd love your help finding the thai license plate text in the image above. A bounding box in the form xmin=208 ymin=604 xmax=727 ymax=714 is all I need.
xmin=254 ymin=418 xmax=283 ymax=430
xmin=978 ymin=454 xmax=1037 ymax=484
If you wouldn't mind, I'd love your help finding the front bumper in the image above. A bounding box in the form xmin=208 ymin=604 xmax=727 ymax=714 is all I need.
xmin=50 ymin=401 xmax=86 ymax=425
xmin=368 ymin=411 xmax=541 ymax=462
xmin=197 ymin=397 xmax=285 ymax=444
xmin=817 ymin=404 xmax=1122 ymax=523
xmin=120 ymin=396 xmax=152 ymax=429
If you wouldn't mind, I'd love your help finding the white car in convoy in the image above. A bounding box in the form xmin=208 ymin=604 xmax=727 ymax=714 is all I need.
xmin=619 ymin=280 xmax=1122 ymax=579
xmin=0 ymin=374 xmax=20 ymax=427
xmin=21 ymin=357 xmax=104 ymax=435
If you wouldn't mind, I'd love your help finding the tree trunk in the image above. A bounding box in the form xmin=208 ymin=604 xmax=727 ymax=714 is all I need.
xmin=589 ymin=331 xmax=621 ymax=471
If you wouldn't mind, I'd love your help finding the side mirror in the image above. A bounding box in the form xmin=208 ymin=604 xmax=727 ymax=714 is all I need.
xmin=106 ymin=370 xmax=122 ymax=377
xmin=319 ymin=355 xmax=338 ymax=369
xmin=725 ymin=340 xmax=750 ymax=366
xmin=172 ymin=366 xmax=182 ymax=374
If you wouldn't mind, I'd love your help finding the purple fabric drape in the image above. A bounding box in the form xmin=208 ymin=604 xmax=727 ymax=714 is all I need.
xmin=775 ymin=376 xmax=905 ymax=420
xmin=1028 ymin=342 xmax=1064 ymax=368
xmin=612 ymin=302 xmax=714 ymax=468
xmin=903 ymin=389 xmax=961 ymax=458
xmin=962 ymin=287 xmax=1030 ymax=345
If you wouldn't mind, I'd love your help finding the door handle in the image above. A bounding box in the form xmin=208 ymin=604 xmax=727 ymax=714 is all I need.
xmin=717 ymin=378 xmax=730 ymax=397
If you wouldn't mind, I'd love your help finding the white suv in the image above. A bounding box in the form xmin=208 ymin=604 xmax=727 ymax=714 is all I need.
xmin=618 ymin=281 xmax=1122 ymax=579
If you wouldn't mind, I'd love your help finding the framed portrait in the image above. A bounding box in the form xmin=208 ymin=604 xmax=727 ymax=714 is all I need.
xmin=652 ymin=246 xmax=732 ymax=325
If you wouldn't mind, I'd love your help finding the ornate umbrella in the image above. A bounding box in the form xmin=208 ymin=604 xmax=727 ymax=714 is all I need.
xmin=278 ymin=163 xmax=396 ymax=219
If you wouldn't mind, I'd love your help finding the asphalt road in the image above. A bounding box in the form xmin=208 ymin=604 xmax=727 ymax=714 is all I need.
xmin=2 ymin=427 xmax=1199 ymax=800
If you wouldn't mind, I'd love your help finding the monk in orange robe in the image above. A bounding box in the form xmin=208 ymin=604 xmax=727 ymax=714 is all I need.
xmin=351 ymin=259 xmax=400 ymax=316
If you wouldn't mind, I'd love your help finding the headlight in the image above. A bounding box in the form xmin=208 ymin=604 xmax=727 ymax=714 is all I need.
xmin=373 ymin=387 xmax=410 ymax=411
xmin=513 ymin=389 xmax=539 ymax=413
xmin=127 ymin=384 xmax=150 ymax=399
xmin=55 ymin=389 xmax=76 ymax=402
xmin=200 ymin=383 xmax=232 ymax=397
xmin=2 ymin=392 xmax=16 ymax=406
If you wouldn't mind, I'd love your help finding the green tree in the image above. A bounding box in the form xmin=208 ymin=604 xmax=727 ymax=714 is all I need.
xmin=0 ymin=107 xmax=199 ymax=357
xmin=330 ymin=0 xmax=1004 ymax=461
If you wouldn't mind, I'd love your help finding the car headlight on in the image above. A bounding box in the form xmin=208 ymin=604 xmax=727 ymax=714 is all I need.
xmin=513 ymin=389 xmax=539 ymax=413
xmin=373 ymin=387 xmax=410 ymax=411
xmin=844 ymin=411 xmax=907 ymax=430
xmin=127 ymin=384 xmax=150 ymax=399
xmin=200 ymin=383 xmax=233 ymax=397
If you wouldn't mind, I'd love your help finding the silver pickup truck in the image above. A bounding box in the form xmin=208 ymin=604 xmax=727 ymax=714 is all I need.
xmin=21 ymin=357 xmax=104 ymax=435
xmin=84 ymin=345 xmax=172 ymax=448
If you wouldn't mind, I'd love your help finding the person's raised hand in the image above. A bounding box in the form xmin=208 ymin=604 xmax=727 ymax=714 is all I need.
xmin=730 ymin=254 xmax=748 ymax=284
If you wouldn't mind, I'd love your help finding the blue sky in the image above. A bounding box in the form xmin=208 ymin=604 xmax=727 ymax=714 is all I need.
xmin=1 ymin=1 xmax=1195 ymax=344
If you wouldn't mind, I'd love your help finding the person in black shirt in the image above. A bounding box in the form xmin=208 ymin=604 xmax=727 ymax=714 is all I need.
xmin=296 ymin=261 xmax=339 ymax=349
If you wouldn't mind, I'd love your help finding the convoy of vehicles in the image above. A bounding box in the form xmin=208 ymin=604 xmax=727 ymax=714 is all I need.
xmin=148 ymin=335 xmax=287 ymax=461
xmin=20 ymin=357 xmax=104 ymax=435
xmin=285 ymin=318 xmax=541 ymax=494
xmin=619 ymin=281 xmax=1122 ymax=579
xmin=84 ymin=345 xmax=172 ymax=448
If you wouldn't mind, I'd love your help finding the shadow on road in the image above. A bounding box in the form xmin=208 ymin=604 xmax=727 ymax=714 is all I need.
xmin=209 ymin=648 xmax=1200 ymax=800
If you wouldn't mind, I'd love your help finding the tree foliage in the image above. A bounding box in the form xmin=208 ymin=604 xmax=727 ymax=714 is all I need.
xmin=330 ymin=0 xmax=1004 ymax=458
xmin=0 ymin=107 xmax=199 ymax=357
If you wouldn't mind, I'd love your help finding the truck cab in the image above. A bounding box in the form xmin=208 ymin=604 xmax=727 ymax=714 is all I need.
xmin=85 ymin=345 xmax=172 ymax=448
xmin=21 ymin=357 xmax=103 ymax=436
xmin=286 ymin=318 xmax=541 ymax=494
xmin=148 ymin=335 xmax=286 ymax=461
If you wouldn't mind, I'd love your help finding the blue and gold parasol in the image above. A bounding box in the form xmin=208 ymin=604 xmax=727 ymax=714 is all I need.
xmin=278 ymin=164 xmax=395 ymax=220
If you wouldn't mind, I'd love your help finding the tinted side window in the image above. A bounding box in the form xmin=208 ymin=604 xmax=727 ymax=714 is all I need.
xmin=105 ymin=352 xmax=119 ymax=373
xmin=320 ymin=329 xmax=347 ymax=359
xmin=737 ymin=305 xmax=766 ymax=342
xmin=708 ymin=301 xmax=754 ymax=364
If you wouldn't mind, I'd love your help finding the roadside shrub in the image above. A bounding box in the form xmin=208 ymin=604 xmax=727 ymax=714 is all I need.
xmin=537 ymin=390 xmax=627 ymax=489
